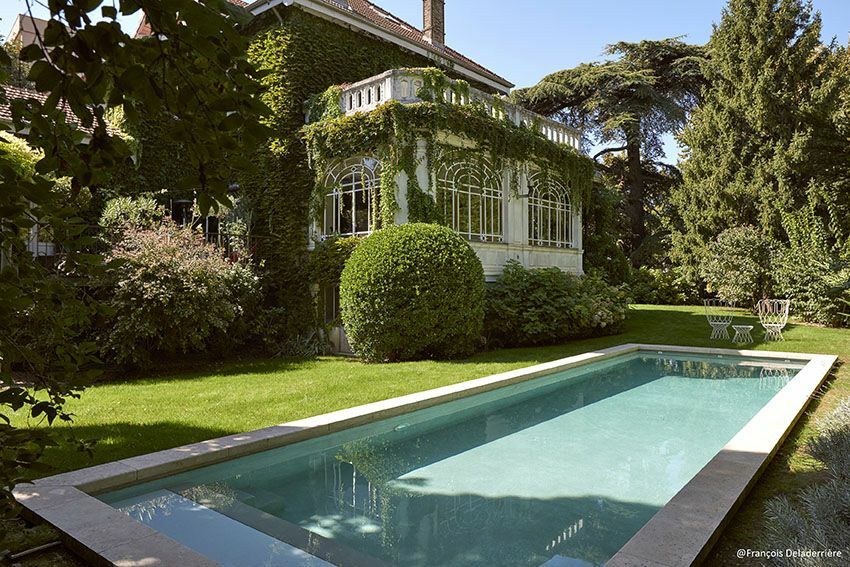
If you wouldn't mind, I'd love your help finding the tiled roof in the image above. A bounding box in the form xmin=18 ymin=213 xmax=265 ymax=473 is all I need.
xmin=0 ymin=84 xmax=94 ymax=134
xmin=315 ymin=0 xmax=512 ymax=89
xmin=134 ymin=0 xmax=248 ymax=38
xmin=134 ymin=0 xmax=513 ymax=90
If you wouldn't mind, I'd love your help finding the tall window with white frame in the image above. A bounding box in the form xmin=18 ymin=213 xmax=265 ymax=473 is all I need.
xmin=322 ymin=157 xmax=381 ymax=237
xmin=437 ymin=155 xmax=503 ymax=242
xmin=527 ymin=171 xmax=573 ymax=248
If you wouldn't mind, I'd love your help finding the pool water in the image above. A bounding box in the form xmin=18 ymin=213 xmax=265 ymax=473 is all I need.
xmin=99 ymin=352 xmax=805 ymax=567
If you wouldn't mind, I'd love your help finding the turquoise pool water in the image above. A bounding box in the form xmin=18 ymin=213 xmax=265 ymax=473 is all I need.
xmin=99 ymin=351 xmax=805 ymax=567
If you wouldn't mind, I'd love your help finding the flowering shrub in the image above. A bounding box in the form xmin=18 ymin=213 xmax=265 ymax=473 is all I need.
xmin=101 ymin=223 xmax=260 ymax=365
xmin=484 ymin=261 xmax=630 ymax=347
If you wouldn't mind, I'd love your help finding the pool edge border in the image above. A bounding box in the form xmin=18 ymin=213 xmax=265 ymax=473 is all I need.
xmin=13 ymin=344 xmax=836 ymax=567
xmin=607 ymin=345 xmax=837 ymax=567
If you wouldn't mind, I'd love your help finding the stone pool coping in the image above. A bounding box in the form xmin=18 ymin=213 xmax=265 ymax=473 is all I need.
xmin=13 ymin=343 xmax=836 ymax=566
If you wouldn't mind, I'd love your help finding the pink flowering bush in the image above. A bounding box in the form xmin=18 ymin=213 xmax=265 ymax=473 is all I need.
xmin=101 ymin=223 xmax=260 ymax=365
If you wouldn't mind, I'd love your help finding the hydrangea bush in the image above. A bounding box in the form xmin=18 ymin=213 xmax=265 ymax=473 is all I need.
xmin=485 ymin=261 xmax=630 ymax=347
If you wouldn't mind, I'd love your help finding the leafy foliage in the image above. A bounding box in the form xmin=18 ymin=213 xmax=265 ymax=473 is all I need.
xmin=100 ymin=223 xmax=260 ymax=366
xmin=629 ymin=266 xmax=699 ymax=305
xmin=514 ymin=38 xmax=706 ymax=260
xmin=340 ymin=224 xmax=484 ymax=362
xmin=762 ymin=398 xmax=850 ymax=564
xmin=309 ymin=236 xmax=362 ymax=287
xmin=0 ymin=40 xmax=33 ymax=89
xmin=774 ymin=204 xmax=850 ymax=327
xmin=242 ymin=9 xmax=436 ymax=344
xmin=672 ymin=0 xmax=850 ymax=277
xmin=581 ymin=183 xmax=631 ymax=283
xmin=0 ymin=0 xmax=268 ymax=513
xmin=484 ymin=261 xmax=630 ymax=347
xmin=806 ymin=398 xmax=850 ymax=480
xmin=303 ymin=91 xmax=595 ymax=231
xmin=700 ymin=226 xmax=776 ymax=306
xmin=99 ymin=195 xmax=165 ymax=232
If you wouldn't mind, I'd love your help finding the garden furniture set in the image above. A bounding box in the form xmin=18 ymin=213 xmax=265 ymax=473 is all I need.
xmin=703 ymin=299 xmax=790 ymax=343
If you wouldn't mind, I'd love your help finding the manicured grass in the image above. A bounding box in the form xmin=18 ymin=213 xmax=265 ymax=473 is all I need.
xmin=6 ymin=304 xmax=849 ymax=564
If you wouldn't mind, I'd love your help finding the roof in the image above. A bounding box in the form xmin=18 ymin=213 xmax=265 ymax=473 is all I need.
xmin=134 ymin=0 xmax=249 ymax=38
xmin=0 ymin=84 xmax=94 ymax=134
xmin=310 ymin=0 xmax=512 ymax=90
xmin=134 ymin=0 xmax=513 ymax=92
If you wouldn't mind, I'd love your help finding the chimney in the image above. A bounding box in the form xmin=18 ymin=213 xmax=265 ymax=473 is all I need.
xmin=423 ymin=0 xmax=445 ymax=47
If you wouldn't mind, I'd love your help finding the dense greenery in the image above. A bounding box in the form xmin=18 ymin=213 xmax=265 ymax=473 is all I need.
xmin=304 ymin=89 xmax=594 ymax=230
xmin=701 ymin=226 xmax=777 ymax=306
xmin=514 ymin=38 xmax=705 ymax=262
xmin=100 ymin=223 xmax=260 ymax=366
xmin=340 ymin=224 xmax=484 ymax=362
xmin=484 ymin=261 xmax=630 ymax=347
xmin=243 ymin=9 xmax=438 ymax=345
xmin=672 ymin=0 xmax=850 ymax=279
xmin=628 ymin=266 xmax=698 ymax=305
xmin=309 ymin=235 xmax=362 ymax=288
xmin=775 ymin=204 xmax=850 ymax=326
xmin=99 ymin=194 xmax=165 ymax=232
xmin=0 ymin=0 xmax=268 ymax=513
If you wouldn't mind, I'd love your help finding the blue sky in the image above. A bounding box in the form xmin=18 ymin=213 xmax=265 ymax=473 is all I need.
xmin=3 ymin=0 xmax=848 ymax=161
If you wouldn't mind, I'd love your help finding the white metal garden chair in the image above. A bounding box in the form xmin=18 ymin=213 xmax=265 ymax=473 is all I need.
xmin=757 ymin=299 xmax=790 ymax=341
xmin=703 ymin=299 xmax=734 ymax=340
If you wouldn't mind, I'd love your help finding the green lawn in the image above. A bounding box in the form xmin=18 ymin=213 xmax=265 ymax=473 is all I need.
xmin=6 ymin=304 xmax=850 ymax=564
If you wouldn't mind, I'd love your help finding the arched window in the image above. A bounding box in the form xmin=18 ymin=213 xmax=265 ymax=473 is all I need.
xmin=437 ymin=155 xmax=503 ymax=242
xmin=528 ymin=171 xmax=572 ymax=247
xmin=323 ymin=157 xmax=380 ymax=237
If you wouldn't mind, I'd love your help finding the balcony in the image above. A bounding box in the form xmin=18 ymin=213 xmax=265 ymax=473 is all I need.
xmin=330 ymin=69 xmax=581 ymax=150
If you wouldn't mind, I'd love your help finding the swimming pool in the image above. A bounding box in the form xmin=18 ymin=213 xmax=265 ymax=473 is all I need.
xmin=88 ymin=349 xmax=809 ymax=567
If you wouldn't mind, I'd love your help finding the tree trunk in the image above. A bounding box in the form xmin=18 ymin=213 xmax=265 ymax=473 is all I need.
xmin=624 ymin=126 xmax=646 ymax=263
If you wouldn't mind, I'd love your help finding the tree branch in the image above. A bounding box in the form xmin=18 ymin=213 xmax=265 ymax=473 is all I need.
xmin=593 ymin=146 xmax=628 ymax=161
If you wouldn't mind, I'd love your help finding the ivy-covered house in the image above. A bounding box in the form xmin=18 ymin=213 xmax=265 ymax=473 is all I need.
xmin=135 ymin=0 xmax=594 ymax=351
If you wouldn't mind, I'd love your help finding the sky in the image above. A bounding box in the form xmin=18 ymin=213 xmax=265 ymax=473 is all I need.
xmin=3 ymin=0 xmax=849 ymax=162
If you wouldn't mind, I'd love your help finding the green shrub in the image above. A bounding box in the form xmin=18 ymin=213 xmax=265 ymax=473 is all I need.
xmin=700 ymin=225 xmax=776 ymax=307
xmin=99 ymin=195 xmax=165 ymax=231
xmin=629 ymin=266 xmax=700 ymax=305
xmin=339 ymin=223 xmax=484 ymax=362
xmin=309 ymin=235 xmax=362 ymax=286
xmin=582 ymin=184 xmax=631 ymax=284
xmin=774 ymin=209 xmax=850 ymax=327
xmin=485 ymin=261 xmax=630 ymax=347
xmin=101 ymin=223 xmax=260 ymax=365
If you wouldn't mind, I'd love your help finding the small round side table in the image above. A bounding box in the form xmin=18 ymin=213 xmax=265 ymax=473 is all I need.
xmin=732 ymin=324 xmax=754 ymax=344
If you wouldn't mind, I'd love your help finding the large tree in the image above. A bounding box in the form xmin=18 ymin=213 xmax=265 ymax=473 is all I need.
xmin=671 ymin=0 xmax=850 ymax=275
xmin=513 ymin=38 xmax=706 ymax=262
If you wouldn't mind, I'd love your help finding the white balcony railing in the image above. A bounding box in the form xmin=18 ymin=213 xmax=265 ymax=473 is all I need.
xmin=331 ymin=69 xmax=581 ymax=150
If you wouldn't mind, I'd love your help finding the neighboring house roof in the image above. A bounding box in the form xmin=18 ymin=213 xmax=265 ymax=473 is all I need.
xmin=1 ymin=84 xmax=94 ymax=134
xmin=134 ymin=0 xmax=513 ymax=93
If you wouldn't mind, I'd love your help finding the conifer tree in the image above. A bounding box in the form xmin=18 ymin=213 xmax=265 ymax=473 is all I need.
xmin=671 ymin=0 xmax=850 ymax=274
xmin=514 ymin=38 xmax=705 ymax=262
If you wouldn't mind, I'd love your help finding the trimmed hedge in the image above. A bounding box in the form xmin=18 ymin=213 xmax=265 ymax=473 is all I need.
xmin=339 ymin=223 xmax=484 ymax=361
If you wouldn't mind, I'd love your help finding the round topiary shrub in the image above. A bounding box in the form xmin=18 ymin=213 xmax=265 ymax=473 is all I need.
xmin=340 ymin=223 xmax=484 ymax=362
